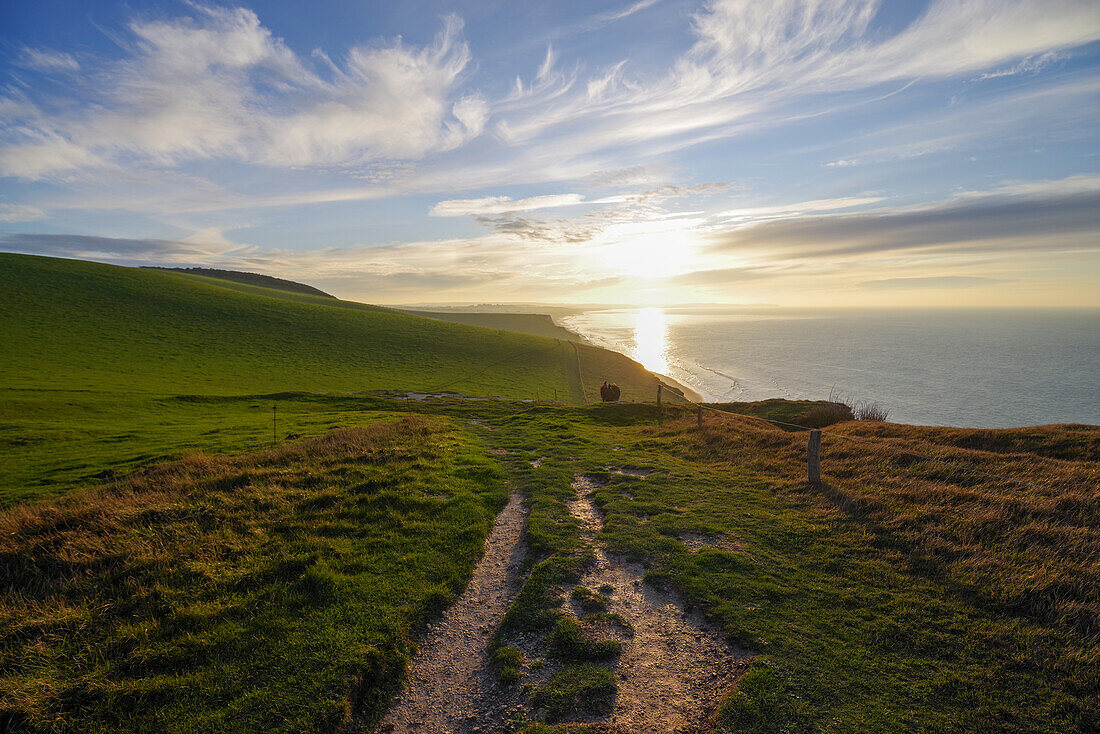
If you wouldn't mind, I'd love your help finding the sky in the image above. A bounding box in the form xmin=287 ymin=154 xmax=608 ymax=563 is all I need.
xmin=0 ymin=0 xmax=1098 ymax=307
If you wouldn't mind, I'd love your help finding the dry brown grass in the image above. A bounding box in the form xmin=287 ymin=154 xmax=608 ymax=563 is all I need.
xmin=669 ymin=408 xmax=1100 ymax=635
xmin=801 ymin=402 xmax=854 ymax=427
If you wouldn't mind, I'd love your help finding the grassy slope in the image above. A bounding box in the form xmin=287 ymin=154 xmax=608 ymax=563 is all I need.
xmin=1 ymin=254 xmax=576 ymax=397
xmin=6 ymin=254 xmax=1094 ymax=732
xmin=0 ymin=255 xmax=659 ymax=504
xmin=400 ymin=310 xmax=582 ymax=342
xmin=468 ymin=402 xmax=1098 ymax=733
xmin=4 ymin=398 xmax=1095 ymax=730
xmin=0 ymin=417 xmax=510 ymax=733
xmin=144 ymin=267 xmax=337 ymax=298
xmin=1 ymin=389 xmax=1096 ymax=730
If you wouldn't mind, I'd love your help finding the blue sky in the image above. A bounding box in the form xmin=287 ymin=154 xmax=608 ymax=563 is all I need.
xmin=1 ymin=0 xmax=1098 ymax=305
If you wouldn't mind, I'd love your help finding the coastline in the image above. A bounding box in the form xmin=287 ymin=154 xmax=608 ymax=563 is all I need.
xmin=655 ymin=375 xmax=707 ymax=404
xmin=549 ymin=315 xmax=707 ymax=404
xmin=552 ymin=307 xmax=1100 ymax=428
xmin=395 ymin=306 xmax=705 ymax=404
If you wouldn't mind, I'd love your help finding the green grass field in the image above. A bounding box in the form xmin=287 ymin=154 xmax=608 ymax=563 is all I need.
xmin=0 ymin=254 xmax=583 ymax=398
xmin=2 ymin=254 xmax=1096 ymax=733
xmin=0 ymin=254 xmax=663 ymax=505
xmin=464 ymin=402 xmax=1098 ymax=733
xmin=1 ymin=417 xmax=510 ymax=732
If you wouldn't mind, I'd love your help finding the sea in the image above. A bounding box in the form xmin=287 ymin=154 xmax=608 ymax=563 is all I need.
xmin=559 ymin=307 xmax=1100 ymax=428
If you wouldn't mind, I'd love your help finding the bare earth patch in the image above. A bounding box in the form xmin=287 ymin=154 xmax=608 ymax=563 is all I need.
xmin=562 ymin=475 xmax=752 ymax=732
xmin=602 ymin=466 xmax=660 ymax=478
xmin=676 ymin=530 xmax=742 ymax=553
xmin=375 ymin=493 xmax=528 ymax=733
xmin=468 ymin=419 xmax=500 ymax=431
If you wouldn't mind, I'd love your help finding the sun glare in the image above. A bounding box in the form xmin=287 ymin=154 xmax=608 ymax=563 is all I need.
xmin=633 ymin=307 xmax=669 ymax=374
xmin=620 ymin=233 xmax=673 ymax=279
xmin=599 ymin=221 xmax=702 ymax=280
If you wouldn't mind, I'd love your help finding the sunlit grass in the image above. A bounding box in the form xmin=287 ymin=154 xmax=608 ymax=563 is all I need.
xmin=0 ymin=418 xmax=509 ymax=733
xmin=480 ymin=401 xmax=1098 ymax=732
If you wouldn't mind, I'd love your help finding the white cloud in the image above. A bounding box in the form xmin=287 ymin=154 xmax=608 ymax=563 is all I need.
xmin=179 ymin=226 xmax=245 ymax=252
xmin=492 ymin=0 xmax=1100 ymax=161
xmin=716 ymin=196 xmax=886 ymax=222
xmin=3 ymin=0 xmax=1099 ymax=247
xmin=0 ymin=8 xmax=483 ymax=179
xmin=972 ymin=51 xmax=1065 ymax=81
xmin=260 ymin=14 xmax=482 ymax=165
xmin=0 ymin=134 xmax=106 ymax=180
xmin=20 ymin=48 xmax=80 ymax=72
xmin=850 ymin=1 xmax=1099 ymax=82
xmin=431 ymin=193 xmax=587 ymax=217
xmin=536 ymin=44 xmax=557 ymax=82
xmin=593 ymin=0 xmax=662 ymax=24
xmin=0 ymin=203 xmax=46 ymax=223
xmin=953 ymin=173 xmax=1100 ymax=199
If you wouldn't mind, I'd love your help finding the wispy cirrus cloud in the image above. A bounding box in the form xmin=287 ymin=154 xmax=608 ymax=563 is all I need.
xmin=430 ymin=193 xmax=586 ymax=217
xmin=856 ymin=276 xmax=1006 ymax=290
xmin=1 ymin=1 xmax=1098 ymax=307
xmin=493 ymin=0 xmax=1100 ymax=162
xmin=971 ymin=50 xmax=1065 ymax=81
xmin=0 ymin=203 xmax=45 ymax=223
xmin=0 ymin=7 xmax=483 ymax=180
xmin=716 ymin=196 xmax=886 ymax=223
xmin=19 ymin=48 xmax=80 ymax=73
xmin=0 ymin=233 xmax=237 ymax=264
xmin=4 ymin=2 xmax=1098 ymax=205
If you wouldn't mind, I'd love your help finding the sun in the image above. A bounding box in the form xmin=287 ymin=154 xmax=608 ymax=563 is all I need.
xmin=600 ymin=222 xmax=700 ymax=280
xmin=621 ymin=232 xmax=675 ymax=279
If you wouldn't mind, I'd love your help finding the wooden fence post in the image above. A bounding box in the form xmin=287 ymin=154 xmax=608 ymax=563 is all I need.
xmin=657 ymin=383 xmax=662 ymax=406
xmin=272 ymin=404 xmax=277 ymax=447
xmin=697 ymin=405 xmax=703 ymax=428
xmin=807 ymin=429 xmax=821 ymax=486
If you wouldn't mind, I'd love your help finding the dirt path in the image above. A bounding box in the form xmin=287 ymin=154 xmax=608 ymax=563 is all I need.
xmin=376 ymin=474 xmax=747 ymax=733
xmin=375 ymin=493 xmax=528 ymax=733
xmin=565 ymin=474 xmax=751 ymax=733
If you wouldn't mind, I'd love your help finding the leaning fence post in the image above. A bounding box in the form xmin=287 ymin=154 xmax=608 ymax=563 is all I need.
xmin=697 ymin=405 xmax=703 ymax=428
xmin=657 ymin=383 xmax=662 ymax=406
xmin=807 ymin=429 xmax=821 ymax=486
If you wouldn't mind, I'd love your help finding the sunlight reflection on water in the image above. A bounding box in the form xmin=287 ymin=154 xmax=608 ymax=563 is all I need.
xmin=633 ymin=307 xmax=669 ymax=374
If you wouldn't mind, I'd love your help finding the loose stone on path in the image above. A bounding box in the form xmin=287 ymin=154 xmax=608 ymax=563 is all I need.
xmin=375 ymin=493 xmax=528 ymax=733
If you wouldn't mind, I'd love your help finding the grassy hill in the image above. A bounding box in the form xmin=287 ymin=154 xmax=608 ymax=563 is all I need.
xmin=143 ymin=266 xmax=337 ymax=298
xmin=0 ymin=254 xmax=664 ymax=503
xmin=399 ymin=309 xmax=582 ymax=342
xmin=4 ymin=253 xmax=1092 ymax=733
xmin=2 ymin=398 xmax=1096 ymax=733
xmin=1 ymin=254 xmax=579 ymax=397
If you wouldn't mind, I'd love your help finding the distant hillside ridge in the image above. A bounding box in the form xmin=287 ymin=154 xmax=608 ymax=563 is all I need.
xmin=1 ymin=253 xmax=671 ymax=405
xmin=145 ymin=266 xmax=336 ymax=298
xmin=399 ymin=309 xmax=583 ymax=342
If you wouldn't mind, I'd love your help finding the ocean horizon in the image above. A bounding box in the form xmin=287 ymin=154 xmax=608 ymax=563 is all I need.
xmin=560 ymin=307 xmax=1100 ymax=429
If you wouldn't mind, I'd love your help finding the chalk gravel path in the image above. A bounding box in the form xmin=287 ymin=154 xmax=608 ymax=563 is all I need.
xmin=564 ymin=475 xmax=750 ymax=733
xmin=376 ymin=474 xmax=749 ymax=733
xmin=375 ymin=492 xmax=528 ymax=733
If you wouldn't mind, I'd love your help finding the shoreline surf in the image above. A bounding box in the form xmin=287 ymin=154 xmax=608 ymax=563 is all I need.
xmin=556 ymin=307 xmax=1100 ymax=429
